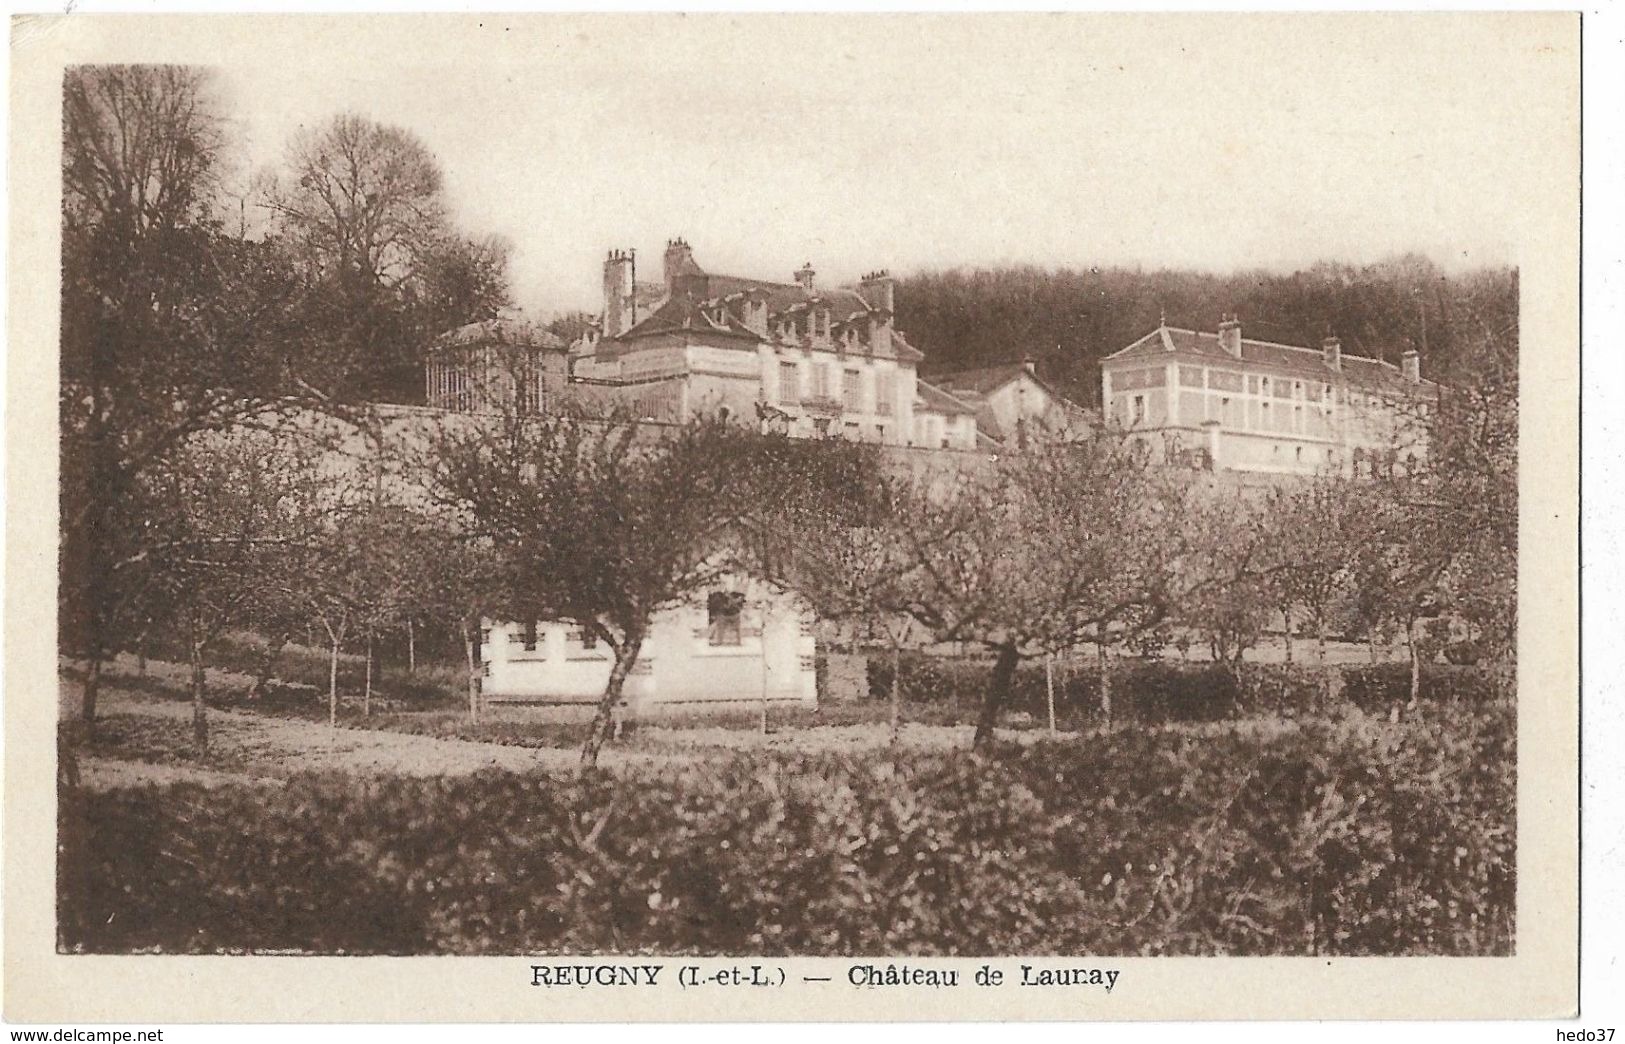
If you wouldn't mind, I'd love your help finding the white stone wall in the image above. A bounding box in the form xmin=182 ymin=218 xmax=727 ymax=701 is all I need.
xmin=481 ymin=580 xmax=816 ymax=710
xmin=1103 ymin=356 xmax=1428 ymax=475
xmin=764 ymin=343 xmax=917 ymax=445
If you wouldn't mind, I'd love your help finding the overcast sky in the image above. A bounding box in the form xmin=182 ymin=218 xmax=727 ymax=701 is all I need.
xmin=203 ymin=14 xmax=1573 ymax=318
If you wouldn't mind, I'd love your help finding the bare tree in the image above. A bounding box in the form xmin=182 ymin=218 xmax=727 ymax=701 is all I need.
xmin=261 ymin=113 xmax=510 ymax=403
xmin=265 ymin=114 xmax=446 ymax=289
xmin=824 ymin=441 xmax=1168 ymax=750
xmin=429 ymin=411 xmax=770 ymax=769
xmin=1274 ymin=477 xmax=1362 ymax=703
xmin=1167 ymin=480 xmax=1285 ymax=671
xmin=748 ymin=453 xmax=916 ymax=738
xmin=59 ymin=65 xmax=355 ymax=723
xmin=138 ymin=432 xmax=325 ymax=748
xmin=62 ymin=65 xmax=223 ymax=235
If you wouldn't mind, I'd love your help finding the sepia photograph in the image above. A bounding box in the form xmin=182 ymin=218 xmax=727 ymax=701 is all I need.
xmin=4 ymin=10 xmax=1584 ymax=1027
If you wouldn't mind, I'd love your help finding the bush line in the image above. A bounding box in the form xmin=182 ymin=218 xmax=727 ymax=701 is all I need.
xmin=59 ymin=698 xmax=1513 ymax=957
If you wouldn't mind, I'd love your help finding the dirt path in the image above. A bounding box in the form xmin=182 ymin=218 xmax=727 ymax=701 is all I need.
xmin=65 ymin=683 xmax=613 ymax=788
xmin=61 ymin=659 xmax=1065 ymax=790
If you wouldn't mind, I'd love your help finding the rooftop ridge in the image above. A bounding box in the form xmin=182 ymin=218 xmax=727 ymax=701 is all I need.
xmin=1158 ymin=325 xmax=1400 ymax=370
xmin=708 ymin=271 xmax=803 ymax=293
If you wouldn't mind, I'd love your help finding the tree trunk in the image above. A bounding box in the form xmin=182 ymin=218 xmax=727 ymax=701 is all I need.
xmin=80 ymin=655 xmax=103 ymax=728
xmin=462 ymin=620 xmax=481 ymax=726
xmin=76 ymin=494 xmax=114 ymax=726
xmin=1316 ymin=618 xmax=1336 ymax=710
xmin=1097 ymin=636 xmax=1113 ymax=724
xmin=1045 ymin=653 xmax=1057 ymax=735
xmin=328 ymin=636 xmax=340 ymax=728
xmin=1281 ymin=605 xmax=1294 ymax=664
xmin=582 ymin=631 xmax=644 ymax=771
xmin=1305 ymin=873 xmax=1320 ymax=957
xmin=889 ymin=641 xmax=903 ymax=746
xmin=759 ymin=643 xmax=770 ymax=737
xmin=1368 ymin=630 xmax=1379 ymax=665
xmin=249 ymin=632 xmax=289 ymax=701
xmin=189 ymin=618 xmax=208 ymax=752
xmin=364 ymin=631 xmax=373 ymax=718
xmin=1407 ymin=615 xmax=1422 ymax=705
xmin=758 ymin=608 xmax=771 ymax=736
xmin=406 ymin=618 xmax=416 ymax=674
xmin=972 ymin=641 xmax=1020 ymax=752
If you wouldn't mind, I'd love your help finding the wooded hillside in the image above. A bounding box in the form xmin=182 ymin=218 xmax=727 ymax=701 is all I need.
xmin=895 ymin=255 xmax=1517 ymax=406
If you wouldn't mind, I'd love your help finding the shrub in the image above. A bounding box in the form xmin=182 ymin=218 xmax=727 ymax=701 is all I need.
xmin=1004 ymin=697 xmax=1515 ymax=955
xmin=867 ymin=653 xmax=1288 ymax=726
xmin=1339 ymin=664 xmax=1500 ymax=713
xmin=59 ymin=697 xmax=1514 ymax=957
xmin=1443 ymin=640 xmax=1484 ymax=666
xmin=865 ymin=653 xmax=1497 ymax=727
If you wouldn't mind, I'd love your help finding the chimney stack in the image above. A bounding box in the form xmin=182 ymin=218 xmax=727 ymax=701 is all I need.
xmin=859 ymin=269 xmax=895 ymax=314
xmin=1218 ymin=313 xmax=1242 ymax=358
xmin=867 ymin=312 xmax=893 ymax=358
xmin=1402 ymin=348 xmax=1421 ymax=384
xmin=1022 ymin=353 xmax=1037 ymax=376
xmin=602 ymin=249 xmax=634 ymax=339
xmin=740 ymin=287 xmax=768 ymax=336
xmin=663 ymin=238 xmax=696 ymax=290
xmin=794 ymin=262 xmax=816 ymax=290
xmin=1323 ymin=335 xmax=1342 ymax=372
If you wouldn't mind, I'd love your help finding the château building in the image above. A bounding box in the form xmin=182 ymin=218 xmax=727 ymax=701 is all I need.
xmin=1100 ymin=316 xmax=1437 ymax=475
xmin=570 ymin=240 xmax=982 ymax=449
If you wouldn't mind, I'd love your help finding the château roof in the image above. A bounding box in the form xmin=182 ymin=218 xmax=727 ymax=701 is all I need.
xmin=930 ymin=361 xmax=1064 ymax=402
xmin=433 ymin=315 xmax=566 ymax=353
xmin=1104 ymin=324 xmax=1437 ymax=390
xmin=618 ymin=295 xmax=762 ymax=342
xmin=914 ymin=379 xmax=979 ymax=417
xmin=614 ymin=263 xmax=925 ymax=362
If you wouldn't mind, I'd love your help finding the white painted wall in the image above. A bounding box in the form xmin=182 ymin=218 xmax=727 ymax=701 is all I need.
xmin=481 ymin=579 xmax=817 ymax=711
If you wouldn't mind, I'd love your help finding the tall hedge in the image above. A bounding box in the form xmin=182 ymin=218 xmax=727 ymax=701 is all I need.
xmin=866 ymin=654 xmax=1501 ymax=727
xmin=59 ymin=699 xmax=1513 ymax=956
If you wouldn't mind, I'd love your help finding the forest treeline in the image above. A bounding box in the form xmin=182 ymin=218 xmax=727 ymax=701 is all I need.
xmin=894 ymin=256 xmax=1518 ymax=406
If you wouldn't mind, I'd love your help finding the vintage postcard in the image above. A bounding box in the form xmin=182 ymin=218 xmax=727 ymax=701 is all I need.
xmin=5 ymin=11 xmax=1580 ymax=1025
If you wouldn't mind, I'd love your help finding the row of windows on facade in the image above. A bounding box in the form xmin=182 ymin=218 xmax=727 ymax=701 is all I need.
xmin=492 ymin=592 xmax=753 ymax=654
xmin=1122 ymin=392 xmax=1343 ymax=438
xmin=1160 ymin=441 xmax=1331 ymax=471
xmin=1114 ymin=365 xmax=1409 ymax=412
xmin=429 ymin=362 xmax=547 ymax=414
xmin=1164 ymin=439 xmax=1417 ymax=473
xmin=783 ymin=415 xmax=896 ymax=444
xmin=772 ymin=360 xmax=897 ymax=415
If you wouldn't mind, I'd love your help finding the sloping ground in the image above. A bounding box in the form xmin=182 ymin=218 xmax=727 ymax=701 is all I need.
xmin=77 ymin=757 xmax=280 ymax=791
xmin=62 ymin=674 xmax=1050 ymax=789
xmin=63 ymin=682 xmax=615 ymax=788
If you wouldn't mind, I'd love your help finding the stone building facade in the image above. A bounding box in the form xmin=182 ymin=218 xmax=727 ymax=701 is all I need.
xmin=480 ymin=572 xmax=817 ymax=712
xmin=929 ymin=359 xmax=1094 ymax=447
xmin=570 ymin=240 xmax=980 ymax=450
xmin=1100 ymin=316 xmax=1436 ymax=475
